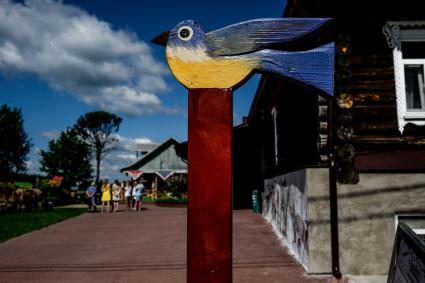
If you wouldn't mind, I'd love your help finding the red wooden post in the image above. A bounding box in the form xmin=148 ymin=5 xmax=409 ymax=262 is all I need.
xmin=187 ymin=88 xmax=233 ymax=283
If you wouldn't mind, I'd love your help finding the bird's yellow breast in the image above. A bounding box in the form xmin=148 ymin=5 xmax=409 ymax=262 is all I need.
xmin=166 ymin=46 xmax=257 ymax=89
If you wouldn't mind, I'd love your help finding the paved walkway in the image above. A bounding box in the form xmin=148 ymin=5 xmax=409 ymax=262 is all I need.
xmin=0 ymin=204 xmax=331 ymax=282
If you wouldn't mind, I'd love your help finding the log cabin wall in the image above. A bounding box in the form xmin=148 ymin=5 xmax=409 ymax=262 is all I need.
xmin=285 ymin=0 xmax=425 ymax=174
xmin=241 ymin=0 xmax=425 ymax=206
xmin=339 ymin=19 xmax=425 ymax=172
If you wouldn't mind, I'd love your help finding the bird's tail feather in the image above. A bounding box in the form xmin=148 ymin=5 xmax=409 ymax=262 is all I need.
xmin=257 ymin=43 xmax=335 ymax=96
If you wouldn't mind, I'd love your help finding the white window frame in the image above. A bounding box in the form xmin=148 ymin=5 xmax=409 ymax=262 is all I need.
xmin=271 ymin=107 xmax=278 ymax=166
xmin=395 ymin=213 xmax=425 ymax=235
xmin=383 ymin=21 xmax=425 ymax=134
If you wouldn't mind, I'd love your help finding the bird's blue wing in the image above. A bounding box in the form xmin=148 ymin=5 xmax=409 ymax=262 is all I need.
xmin=205 ymin=18 xmax=331 ymax=56
xmin=256 ymin=43 xmax=335 ymax=96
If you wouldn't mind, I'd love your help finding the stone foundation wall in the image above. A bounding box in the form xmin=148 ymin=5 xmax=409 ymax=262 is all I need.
xmin=262 ymin=169 xmax=425 ymax=276
xmin=262 ymin=169 xmax=309 ymax=269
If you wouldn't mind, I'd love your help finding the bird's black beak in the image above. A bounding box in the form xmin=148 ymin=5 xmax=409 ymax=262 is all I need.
xmin=151 ymin=31 xmax=170 ymax=47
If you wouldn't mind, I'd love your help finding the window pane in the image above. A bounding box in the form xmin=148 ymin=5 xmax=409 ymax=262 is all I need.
xmin=402 ymin=42 xmax=425 ymax=59
xmin=404 ymin=65 xmax=425 ymax=110
xmin=398 ymin=215 xmax=425 ymax=230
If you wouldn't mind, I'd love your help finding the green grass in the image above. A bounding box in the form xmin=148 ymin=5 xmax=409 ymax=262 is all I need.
xmin=13 ymin=181 xmax=33 ymax=188
xmin=0 ymin=207 xmax=87 ymax=243
xmin=142 ymin=195 xmax=154 ymax=202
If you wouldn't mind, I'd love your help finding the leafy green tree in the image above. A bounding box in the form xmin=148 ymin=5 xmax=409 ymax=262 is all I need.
xmin=73 ymin=111 xmax=122 ymax=183
xmin=40 ymin=130 xmax=92 ymax=188
xmin=0 ymin=105 xmax=32 ymax=181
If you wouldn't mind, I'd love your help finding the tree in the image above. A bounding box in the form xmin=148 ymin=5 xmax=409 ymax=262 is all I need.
xmin=73 ymin=111 xmax=122 ymax=183
xmin=40 ymin=130 xmax=92 ymax=188
xmin=0 ymin=105 xmax=32 ymax=181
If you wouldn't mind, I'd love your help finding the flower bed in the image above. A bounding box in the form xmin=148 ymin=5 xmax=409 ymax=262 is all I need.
xmin=154 ymin=194 xmax=187 ymax=207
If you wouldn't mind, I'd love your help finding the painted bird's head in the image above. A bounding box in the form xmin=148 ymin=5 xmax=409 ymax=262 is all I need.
xmin=168 ymin=20 xmax=206 ymax=49
xmin=151 ymin=20 xmax=206 ymax=50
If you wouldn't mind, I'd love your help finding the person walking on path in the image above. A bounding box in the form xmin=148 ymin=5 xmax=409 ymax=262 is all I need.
xmin=120 ymin=181 xmax=125 ymax=203
xmin=124 ymin=180 xmax=133 ymax=211
xmin=101 ymin=179 xmax=111 ymax=213
xmin=151 ymin=179 xmax=158 ymax=200
xmin=133 ymin=180 xmax=145 ymax=211
xmin=131 ymin=180 xmax=136 ymax=210
xmin=86 ymin=181 xmax=97 ymax=212
xmin=112 ymin=179 xmax=121 ymax=212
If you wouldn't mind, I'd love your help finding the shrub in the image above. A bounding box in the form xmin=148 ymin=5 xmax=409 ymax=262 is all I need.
xmin=165 ymin=174 xmax=187 ymax=199
xmin=0 ymin=182 xmax=45 ymax=212
xmin=156 ymin=193 xmax=187 ymax=205
xmin=37 ymin=178 xmax=72 ymax=206
xmin=0 ymin=182 xmax=16 ymax=202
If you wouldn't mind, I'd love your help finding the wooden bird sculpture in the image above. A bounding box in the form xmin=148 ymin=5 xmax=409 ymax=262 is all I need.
xmin=152 ymin=18 xmax=334 ymax=96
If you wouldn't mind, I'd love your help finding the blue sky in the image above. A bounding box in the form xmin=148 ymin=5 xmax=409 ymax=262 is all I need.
xmin=0 ymin=0 xmax=285 ymax=181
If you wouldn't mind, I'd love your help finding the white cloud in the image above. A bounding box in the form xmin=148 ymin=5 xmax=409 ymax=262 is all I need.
xmin=95 ymin=134 xmax=157 ymax=180
xmin=114 ymin=134 xmax=155 ymax=151
xmin=25 ymin=159 xmax=38 ymax=174
xmin=99 ymin=154 xmax=132 ymax=181
xmin=115 ymin=153 xmax=138 ymax=162
xmin=138 ymin=75 xmax=170 ymax=93
xmin=134 ymin=138 xmax=154 ymax=144
xmin=0 ymin=0 xmax=172 ymax=116
xmin=41 ymin=130 xmax=60 ymax=140
xmin=26 ymin=147 xmax=43 ymax=175
xmin=83 ymin=86 xmax=163 ymax=117
xmin=33 ymin=147 xmax=42 ymax=155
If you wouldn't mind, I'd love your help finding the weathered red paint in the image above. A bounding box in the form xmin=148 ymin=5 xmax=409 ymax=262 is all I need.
xmin=187 ymin=88 xmax=233 ymax=283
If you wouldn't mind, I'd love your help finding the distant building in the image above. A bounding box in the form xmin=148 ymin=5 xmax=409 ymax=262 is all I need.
xmin=120 ymin=138 xmax=187 ymax=190
xmin=134 ymin=143 xmax=158 ymax=158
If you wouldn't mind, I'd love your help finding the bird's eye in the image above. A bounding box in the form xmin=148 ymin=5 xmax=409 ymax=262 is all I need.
xmin=178 ymin=26 xmax=193 ymax=41
xmin=180 ymin=29 xmax=190 ymax=38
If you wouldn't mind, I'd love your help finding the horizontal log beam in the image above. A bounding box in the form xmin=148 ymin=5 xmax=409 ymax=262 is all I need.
xmin=352 ymin=135 xmax=425 ymax=145
xmin=351 ymin=55 xmax=393 ymax=66
xmin=351 ymin=80 xmax=395 ymax=91
xmin=351 ymin=67 xmax=394 ymax=78
xmin=351 ymin=105 xmax=397 ymax=118
xmin=352 ymin=92 xmax=396 ymax=105
xmin=352 ymin=122 xmax=398 ymax=134
xmin=356 ymin=149 xmax=425 ymax=171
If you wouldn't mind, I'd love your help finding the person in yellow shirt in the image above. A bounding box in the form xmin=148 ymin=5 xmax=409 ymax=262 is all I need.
xmin=101 ymin=179 xmax=111 ymax=213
